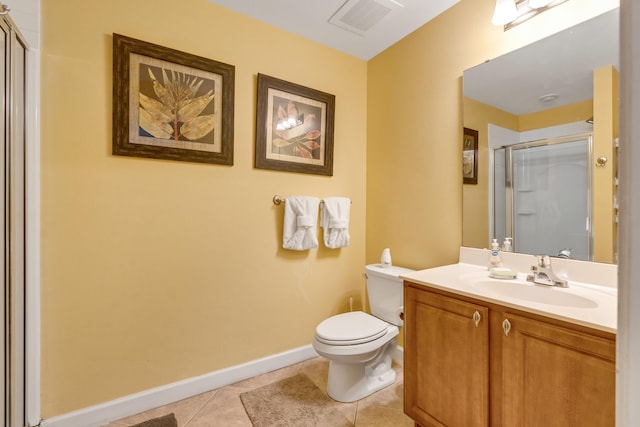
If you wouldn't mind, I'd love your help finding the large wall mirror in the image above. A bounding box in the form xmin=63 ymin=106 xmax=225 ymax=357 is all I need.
xmin=462 ymin=7 xmax=619 ymax=264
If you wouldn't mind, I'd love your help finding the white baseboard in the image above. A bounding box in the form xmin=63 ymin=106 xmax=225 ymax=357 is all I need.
xmin=40 ymin=345 xmax=319 ymax=427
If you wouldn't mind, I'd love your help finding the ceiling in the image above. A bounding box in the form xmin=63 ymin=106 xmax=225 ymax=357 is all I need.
xmin=206 ymin=1 xmax=618 ymax=116
xmin=207 ymin=0 xmax=460 ymax=60
xmin=463 ymin=8 xmax=619 ymax=116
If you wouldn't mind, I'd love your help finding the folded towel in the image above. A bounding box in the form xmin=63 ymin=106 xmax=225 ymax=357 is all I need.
xmin=320 ymin=197 xmax=351 ymax=249
xmin=283 ymin=196 xmax=320 ymax=250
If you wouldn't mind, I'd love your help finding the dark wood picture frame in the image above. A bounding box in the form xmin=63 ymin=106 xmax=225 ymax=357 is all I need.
xmin=255 ymin=73 xmax=335 ymax=176
xmin=113 ymin=33 xmax=234 ymax=165
xmin=463 ymin=127 xmax=479 ymax=185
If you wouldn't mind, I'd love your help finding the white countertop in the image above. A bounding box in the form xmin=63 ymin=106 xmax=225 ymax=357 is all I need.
xmin=401 ymin=262 xmax=617 ymax=333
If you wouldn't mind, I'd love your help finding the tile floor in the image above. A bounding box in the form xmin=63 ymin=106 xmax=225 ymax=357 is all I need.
xmin=104 ymin=357 xmax=413 ymax=426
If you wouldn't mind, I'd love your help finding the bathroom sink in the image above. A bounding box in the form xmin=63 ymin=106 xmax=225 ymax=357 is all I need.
xmin=401 ymin=260 xmax=617 ymax=332
xmin=472 ymin=280 xmax=598 ymax=308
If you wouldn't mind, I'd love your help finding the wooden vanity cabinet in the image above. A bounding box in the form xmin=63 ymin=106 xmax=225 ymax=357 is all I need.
xmin=500 ymin=312 xmax=616 ymax=426
xmin=404 ymin=283 xmax=490 ymax=426
xmin=404 ymin=282 xmax=616 ymax=427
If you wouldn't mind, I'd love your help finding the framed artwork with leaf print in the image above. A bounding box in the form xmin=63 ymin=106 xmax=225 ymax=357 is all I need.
xmin=112 ymin=34 xmax=234 ymax=164
xmin=255 ymin=74 xmax=335 ymax=176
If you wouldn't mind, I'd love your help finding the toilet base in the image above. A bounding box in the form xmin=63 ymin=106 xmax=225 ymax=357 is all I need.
xmin=326 ymin=338 xmax=397 ymax=402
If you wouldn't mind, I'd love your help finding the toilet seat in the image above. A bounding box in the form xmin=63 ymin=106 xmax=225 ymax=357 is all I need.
xmin=315 ymin=311 xmax=389 ymax=346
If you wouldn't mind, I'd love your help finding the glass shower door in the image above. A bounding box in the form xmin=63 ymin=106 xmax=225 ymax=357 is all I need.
xmin=2 ymin=15 xmax=27 ymax=427
xmin=498 ymin=134 xmax=592 ymax=261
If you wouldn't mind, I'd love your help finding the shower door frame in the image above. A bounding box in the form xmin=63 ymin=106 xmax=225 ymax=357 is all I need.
xmin=2 ymin=12 xmax=28 ymax=427
xmin=498 ymin=132 xmax=594 ymax=260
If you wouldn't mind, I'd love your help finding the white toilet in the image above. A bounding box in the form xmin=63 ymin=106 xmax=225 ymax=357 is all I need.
xmin=312 ymin=264 xmax=415 ymax=402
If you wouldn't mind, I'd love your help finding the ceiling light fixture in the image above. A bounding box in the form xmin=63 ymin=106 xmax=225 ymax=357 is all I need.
xmin=492 ymin=0 xmax=570 ymax=31
xmin=491 ymin=0 xmax=518 ymax=26
xmin=538 ymin=93 xmax=559 ymax=103
xmin=528 ymin=0 xmax=555 ymax=8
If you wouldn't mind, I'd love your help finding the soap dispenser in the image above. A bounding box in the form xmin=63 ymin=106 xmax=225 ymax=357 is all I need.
xmin=488 ymin=239 xmax=502 ymax=270
xmin=502 ymin=237 xmax=513 ymax=252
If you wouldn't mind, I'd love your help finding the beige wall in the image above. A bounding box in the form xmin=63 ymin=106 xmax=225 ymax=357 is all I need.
xmin=41 ymin=0 xmax=367 ymax=417
xmin=367 ymin=0 xmax=618 ymax=269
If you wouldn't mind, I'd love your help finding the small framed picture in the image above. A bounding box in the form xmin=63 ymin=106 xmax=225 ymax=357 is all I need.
xmin=112 ymin=34 xmax=235 ymax=165
xmin=463 ymin=127 xmax=478 ymax=185
xmin=255 ymin=74 xmax=335 ymax=176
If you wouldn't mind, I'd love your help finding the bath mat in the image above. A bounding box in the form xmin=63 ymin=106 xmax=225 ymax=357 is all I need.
xmin=131 ymin=413 xmax=177 ymax=427
xmin=239 ymin=374 xmax=354 ymax=427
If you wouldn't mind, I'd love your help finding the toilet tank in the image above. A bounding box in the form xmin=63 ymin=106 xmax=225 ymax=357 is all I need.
xmin=365 ymin=264 xmax=415 ymax=326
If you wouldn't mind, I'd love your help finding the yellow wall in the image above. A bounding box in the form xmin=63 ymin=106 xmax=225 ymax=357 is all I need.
xmin=367 ymin=0 xmax=618 ymax=269
xmin=41 ymin=0 xmax=367 ymax=417
xmin=462 ymin=98 xmax=518 ymax=249
xmin=519 ymin=99 xmax=593 ymax=131
xmin=593 ymin=65 xmax=619 ymax=263
xmin=41 ymin=0 xmax=619 ymax=419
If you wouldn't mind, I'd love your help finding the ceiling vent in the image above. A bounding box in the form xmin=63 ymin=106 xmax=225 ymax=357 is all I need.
xmin=328 ymin=0 xmax=404 ymax=36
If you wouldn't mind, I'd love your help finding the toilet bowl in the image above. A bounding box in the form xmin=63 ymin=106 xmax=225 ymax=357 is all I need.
xmin=312 ymin=264 xmax=415 ymax=402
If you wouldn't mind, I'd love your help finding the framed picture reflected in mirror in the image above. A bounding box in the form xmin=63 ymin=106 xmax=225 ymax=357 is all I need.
xmin=463 ymin=127 xmax=478 ymax=185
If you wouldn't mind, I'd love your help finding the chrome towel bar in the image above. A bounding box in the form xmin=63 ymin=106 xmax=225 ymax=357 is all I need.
xmin=273 ymin=195 xmax=286 ymax=205
xmin=272 ymin=195 xmax=352 ymax=206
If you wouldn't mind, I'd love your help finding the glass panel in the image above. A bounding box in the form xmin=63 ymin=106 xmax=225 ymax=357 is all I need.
xmin=511 ymin=139 xmax=590 ymax=260
xmin=2 ymin=21 xmax=27 ymax=427
xmin=10 ymin=35 xmax=26 ymax=427
xmin=0 ymin=21 xmax=6 ymax=427
xmin=493 ymin=148 xmax=506 ymax=243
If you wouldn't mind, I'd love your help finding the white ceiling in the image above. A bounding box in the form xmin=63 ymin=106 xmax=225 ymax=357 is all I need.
xmin=207 ymin=0 xmax=460 ymax=60
xmin=206 ymin=1 xmax=618 ymax=116
xmin=464 ymin=8 xmax=619 ymax=116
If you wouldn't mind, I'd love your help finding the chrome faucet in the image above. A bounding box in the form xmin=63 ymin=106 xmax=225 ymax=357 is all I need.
xmin=526 ymin=255 xmax=569 ymax=288
xmin=556 ymin=248 xmax=572 ymax=259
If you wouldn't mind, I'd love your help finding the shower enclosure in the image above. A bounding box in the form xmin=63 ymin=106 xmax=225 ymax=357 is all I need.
xmin=2 ymin=10 xmax=27 ymax=426
xmin=493 ymin=133 xmax=593 ymax=261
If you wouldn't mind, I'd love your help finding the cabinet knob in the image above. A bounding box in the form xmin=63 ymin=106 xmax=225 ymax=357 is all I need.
xmin=503 ymin=319 xmax=511 ymax=336
xmin=473 ymin=311 xmax=481 ymax=327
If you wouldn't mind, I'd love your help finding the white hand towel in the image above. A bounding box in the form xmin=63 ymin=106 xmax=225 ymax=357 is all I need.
xmin=283 ymin=196 xmax=320 ymax=250
xmin=320 ymin=197 xmax=351 ymax=249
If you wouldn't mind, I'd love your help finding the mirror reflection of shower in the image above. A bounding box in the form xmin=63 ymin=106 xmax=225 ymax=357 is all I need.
xmin=491 ymin=129 xmax=593 ymax=261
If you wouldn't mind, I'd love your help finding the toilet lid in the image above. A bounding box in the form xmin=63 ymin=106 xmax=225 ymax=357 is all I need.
xmin=315 ymin=311 xmax=389 ymax=345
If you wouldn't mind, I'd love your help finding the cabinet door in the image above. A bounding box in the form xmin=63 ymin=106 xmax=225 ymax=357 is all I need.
xmin=502 ymin=313 xmax=616 ymax=426
xmin=404 ymin=285 xmax=489 ymax=427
